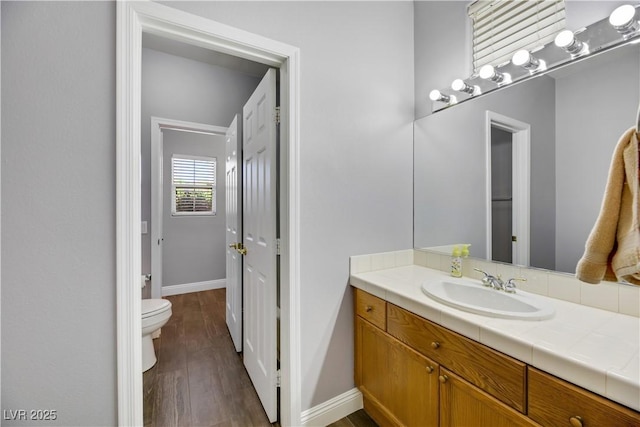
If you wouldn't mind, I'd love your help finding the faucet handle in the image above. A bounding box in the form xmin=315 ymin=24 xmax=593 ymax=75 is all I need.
xmin=504 ymin=277 xmax=526 ymax=293
xmin=473 ymin=268 xmax=494 ymax=287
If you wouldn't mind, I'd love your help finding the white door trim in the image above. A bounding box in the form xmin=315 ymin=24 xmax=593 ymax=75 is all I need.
xmin=117 ymin=2 xmax=301 ymax=426
xmin=484 ymin=111 xmax=531 ymax=266
xmin=150 ymin=117 xmax=227 ymax=300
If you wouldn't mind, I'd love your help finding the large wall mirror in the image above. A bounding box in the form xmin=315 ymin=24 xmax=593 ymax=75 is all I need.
xmin=414 ymin=25 xmax=640 ymax=274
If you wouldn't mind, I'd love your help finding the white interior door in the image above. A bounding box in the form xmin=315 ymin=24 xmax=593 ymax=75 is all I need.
xmin=225 ymin=115 xmax=243 ymax=352
xmin=242 ymin=68 xmax=278 ymax=423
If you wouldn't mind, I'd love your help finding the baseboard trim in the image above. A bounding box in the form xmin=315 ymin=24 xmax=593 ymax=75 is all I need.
xmin=161 ymin=279 xmax=226 ymax=296
xmin=300 ymin=387 xmax=363 ymax=427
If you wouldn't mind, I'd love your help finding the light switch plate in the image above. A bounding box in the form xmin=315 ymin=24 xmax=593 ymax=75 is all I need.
xmin=141 ymin=221 xmax=148 ymax=234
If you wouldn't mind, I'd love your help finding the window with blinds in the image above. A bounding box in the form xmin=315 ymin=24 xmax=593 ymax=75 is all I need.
xmin=171 ymin=155 xmax=216 ymax=215
xmin=468 ymin=0 xmax=566 ymax=71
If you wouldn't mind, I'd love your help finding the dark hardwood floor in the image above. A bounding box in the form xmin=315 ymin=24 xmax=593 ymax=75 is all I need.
xmin=143 ymin=289 xmax=377 ymax=427
xmin=326 ymin=410 xmax=378 ymax=427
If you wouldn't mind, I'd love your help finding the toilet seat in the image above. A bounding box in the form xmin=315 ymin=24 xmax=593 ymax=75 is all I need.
xmin=142 ymin=299 xmax=171 ymax=318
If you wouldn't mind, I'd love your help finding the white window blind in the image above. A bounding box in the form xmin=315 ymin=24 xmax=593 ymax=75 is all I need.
xmin=171 ymin=155 xmax=216 ymax=215
xmin=468 ymin=0 xmax=566 ymax=71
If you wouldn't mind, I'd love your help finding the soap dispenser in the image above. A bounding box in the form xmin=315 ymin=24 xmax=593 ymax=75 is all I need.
xmin=460 ymin=244 xmax=470 ymax=276
xmin=451 ymin=246 xmax=462 ymax=277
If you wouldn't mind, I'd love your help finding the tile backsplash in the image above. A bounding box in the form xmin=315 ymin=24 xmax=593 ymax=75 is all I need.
xmin=350 ymin=249 xmax=640 ymax=318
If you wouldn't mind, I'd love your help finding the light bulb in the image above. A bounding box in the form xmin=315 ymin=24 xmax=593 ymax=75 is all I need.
xmin=451 ymin=79 xmax=477 ymax=95
xmin=554 ymin=30 xmax=587 ymax=55
xmin=479 ymin=64 xmax=508 ymax=84
xmin=609 ymin=4 xmax=639 ymax=36
xmin=512 ymin=50 xmax=539 ymax=70
xmin=429 ymin=89 xmax=451 ymax=103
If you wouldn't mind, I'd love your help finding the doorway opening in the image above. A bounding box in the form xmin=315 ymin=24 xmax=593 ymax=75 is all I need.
xmin=485 ymin=111 xmax=531 ymax=267
xmin=117 ymin=2 xmax=301 ymax=425
xmin=150 ymin=118 xmax=229 ymax=300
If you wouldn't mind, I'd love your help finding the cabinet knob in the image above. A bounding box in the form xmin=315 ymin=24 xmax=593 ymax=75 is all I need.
xmin=365 ymin=305 xmax=373 ymax=312
xmin=569 ymin=416 xmax=583 ymax=427
xmin=438 ymin=375 xmax=448 ymax=384
xmin=431 ymin=341 xmax=440 ymax=349
xmin=425 ymin=366 xmax=434 ymax=374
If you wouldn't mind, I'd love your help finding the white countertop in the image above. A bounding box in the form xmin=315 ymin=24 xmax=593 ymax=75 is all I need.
xmin=350 ymin=264 xmax=640 ymax=412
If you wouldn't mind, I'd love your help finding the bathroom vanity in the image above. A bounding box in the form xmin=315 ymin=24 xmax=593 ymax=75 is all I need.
xmin=351 ymin=251 xmax=640 ymax=427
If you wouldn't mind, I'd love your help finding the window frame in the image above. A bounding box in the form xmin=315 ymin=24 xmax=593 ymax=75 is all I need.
xmin=468 ymin=0 xmax=566 ymax=72
xmin=170 ymin=153 xmax=217 ymax=217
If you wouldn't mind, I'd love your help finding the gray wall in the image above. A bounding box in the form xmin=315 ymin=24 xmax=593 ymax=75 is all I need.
xmin=414 ymin=1 xmax=471 ymax=119
xmin=414 ymin=75 xmax=557 ymax=270
xmin=162 ymin=130 xmax=227 ymax=287
xmin=555 ymin=48 xmax=640 ymax=273
xmin=141 ymin=47 xmax=260 ymax=286
xmin=1 ymin=2 xmax=117 ymax=425
xmin=2 ymin=0 xmax=414 ymax=420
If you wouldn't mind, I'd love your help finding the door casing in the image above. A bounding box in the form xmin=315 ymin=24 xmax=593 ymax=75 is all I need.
xmin=484 ymin=111 xmax=531 ymax=267
xmin=116 ymin=2 xmax=301 ymax=425
xmin=150 ymin=117 xmax=228 ymax=300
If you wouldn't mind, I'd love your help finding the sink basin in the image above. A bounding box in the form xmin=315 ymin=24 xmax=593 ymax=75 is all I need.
xmin=421 ymin=280 xmax=555 ymax=320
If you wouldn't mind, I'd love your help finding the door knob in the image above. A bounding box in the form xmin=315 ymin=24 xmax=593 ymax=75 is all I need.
xmin=229 ymin=243 xmax=239 ymax=249
xmin=237 ymin=246 xmax=247 ymax=255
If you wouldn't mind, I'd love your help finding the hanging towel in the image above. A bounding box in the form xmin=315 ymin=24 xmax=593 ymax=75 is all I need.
xmin=576 ymin=127 xmax=640 ymax=285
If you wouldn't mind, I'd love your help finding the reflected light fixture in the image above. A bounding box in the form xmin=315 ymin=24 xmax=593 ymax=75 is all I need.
xmin=478 ymin=64 xmax=510 ymax=84
xmin=609 ymin=4 xmax=640 ymax=36
xmin=554 ymin=30 xmax=588 ymax=56
xmin=451 ymin=79 xmax=480 ymax=95
xmin=429 ymin=89 xmax=456 ymax=104
xmin=512 ymin=50 xmax=546 ymax=72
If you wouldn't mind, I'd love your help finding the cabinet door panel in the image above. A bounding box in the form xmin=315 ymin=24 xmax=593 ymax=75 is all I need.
xmin=388 ymin=329 xmax=439 ymax=427
xmin=439 ymin=368 xmax=540 ymax=427
xmin=356 ymin=316 xmax=438 ymax=427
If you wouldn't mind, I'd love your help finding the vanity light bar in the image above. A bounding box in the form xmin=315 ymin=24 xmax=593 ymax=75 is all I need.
xmin=428 ymin=3 xmax=640 ymax=113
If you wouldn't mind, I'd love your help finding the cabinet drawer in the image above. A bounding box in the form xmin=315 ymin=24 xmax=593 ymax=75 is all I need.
xmin=528 ymin=367 xmax=640 ymax=427
xmin=387 ymin=303 xmax=526 ymax=413
xmin=355 ymin=288 xmax=386 ymax=330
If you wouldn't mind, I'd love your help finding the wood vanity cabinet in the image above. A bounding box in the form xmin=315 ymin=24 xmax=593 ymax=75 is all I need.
xmin=354 ymin=288 xmax=640 ymax=427
xmin=354 ymin=289 xmax=439 ymax=426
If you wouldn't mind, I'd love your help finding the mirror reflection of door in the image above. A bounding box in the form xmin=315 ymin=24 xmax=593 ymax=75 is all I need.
xmin=491 ymin=126 xmax=513 ymax=264
xmin=486 ymin=111 xmax=530 ymax=267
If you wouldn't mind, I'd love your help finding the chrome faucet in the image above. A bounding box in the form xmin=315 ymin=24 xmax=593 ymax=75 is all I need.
xmin=474 ymin=268 xmax=502 ymax=289
xmin=474 ymin=268 xmax=526 ymax=293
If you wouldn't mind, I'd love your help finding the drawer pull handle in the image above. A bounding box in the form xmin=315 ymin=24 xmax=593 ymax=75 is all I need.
xmin=431 ymin=341 xmax=440 ymax=349
xmin=438 ymin=375 xmax=448 ymax=384
xmin=569 ymin=416 xmax=583 ymax=427
xmin=365 ymin=305 xmax=373 ymax=312
xmin=425 ymin=366 xmax=434 ymax=374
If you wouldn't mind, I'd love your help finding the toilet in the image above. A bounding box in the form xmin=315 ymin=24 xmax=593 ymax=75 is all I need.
xmin=141 ymin=298 xmax=172 ymax=372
